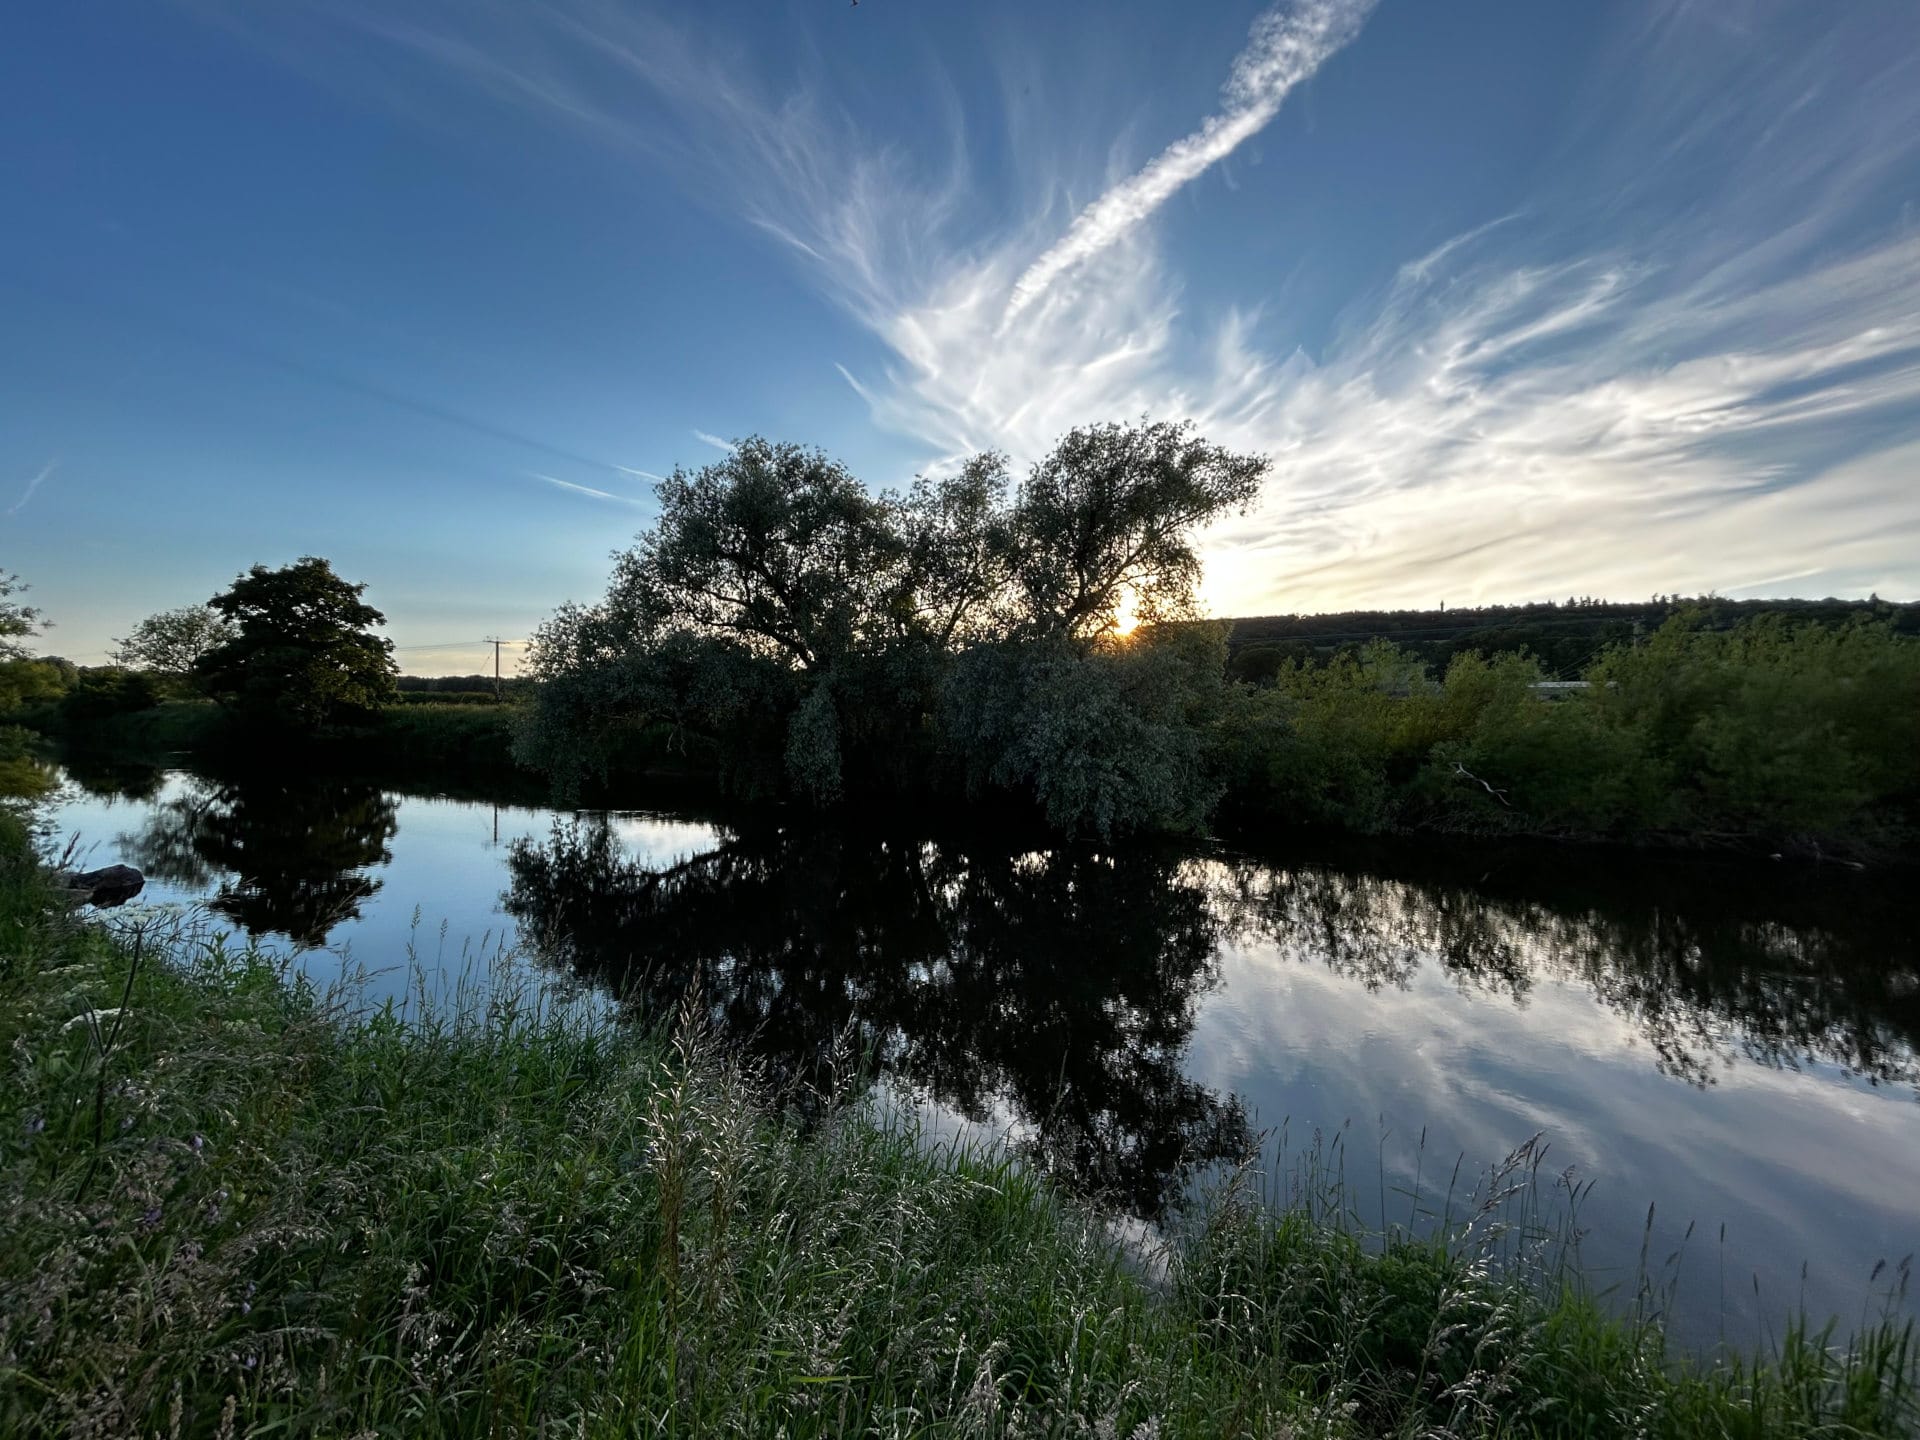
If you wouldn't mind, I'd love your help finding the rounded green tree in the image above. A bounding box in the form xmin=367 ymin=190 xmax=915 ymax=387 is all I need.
xmin=195 ymin=557 xmax=397 ymax=728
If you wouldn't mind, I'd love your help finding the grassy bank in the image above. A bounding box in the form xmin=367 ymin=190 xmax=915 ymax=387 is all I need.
xmin=1 ymin=817 xmax=1914 ymax=1437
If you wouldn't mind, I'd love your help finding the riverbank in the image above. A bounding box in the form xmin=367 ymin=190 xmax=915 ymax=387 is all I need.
xmin=17 ymin=606 xmax=1919 ymax=864
xmin=2 ymin=815 xmax=1914 ymax=1437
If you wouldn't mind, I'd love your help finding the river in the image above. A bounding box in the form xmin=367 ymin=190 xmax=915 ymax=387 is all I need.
xmin=46 ymin=757 xmax=1920 ymax=1352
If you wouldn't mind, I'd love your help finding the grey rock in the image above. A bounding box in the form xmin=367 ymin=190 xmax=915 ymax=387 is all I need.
xmin=62 ymin=864 xmax=146 ymax=908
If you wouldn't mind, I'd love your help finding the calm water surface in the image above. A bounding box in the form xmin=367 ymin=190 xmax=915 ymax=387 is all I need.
xmin=48 ymin=760 xmax=1920 ymax=1349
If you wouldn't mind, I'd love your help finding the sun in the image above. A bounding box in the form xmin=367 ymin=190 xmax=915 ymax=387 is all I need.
xmin=1111 ymin=588 xmax=1140 ymax=638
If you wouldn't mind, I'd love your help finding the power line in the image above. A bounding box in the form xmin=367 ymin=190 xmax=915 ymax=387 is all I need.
xmin=389 ymin=638 xmax=530 ymax=652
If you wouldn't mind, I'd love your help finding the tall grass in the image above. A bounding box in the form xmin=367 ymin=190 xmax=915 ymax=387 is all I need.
xmin=0 ymin=813 xmax=1913 ymax=1437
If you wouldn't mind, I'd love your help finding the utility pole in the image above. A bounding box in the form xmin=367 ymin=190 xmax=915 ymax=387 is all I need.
xmin=486 ymin=637 xmax=503 ymax=703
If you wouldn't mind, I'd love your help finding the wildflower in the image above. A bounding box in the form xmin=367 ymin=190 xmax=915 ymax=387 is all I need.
xmin=140 ymin=1205 xmax=163 ymax=1229
xmin=191 ymin=1132 xmax=206 ymax=1154
xmin=23 ymin=1115 xmax=44 ymax=1135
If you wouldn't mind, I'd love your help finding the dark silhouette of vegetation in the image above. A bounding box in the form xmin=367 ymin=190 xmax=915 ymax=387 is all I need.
xmin=521 ymin=421 xmax=1266 ymax=833
xmin=11 ymin=442 xmax=1920 ymax=853
xmin=196 ymin=557 xmax=398 ymax=728
xmin=0 ymin=570 xmax=48 ymax=661
xmin=395 ymin=673 xmax=534 ymax=701
xmin=119 ymin=773 xmax=399 ymax=945
xmin=506 ymin=818 xmax=1250 ymax=1216
xmin=107 ymin=604 xmax=236 ymax=685
xmin=57 ymin=668 xmax=163 ymax=726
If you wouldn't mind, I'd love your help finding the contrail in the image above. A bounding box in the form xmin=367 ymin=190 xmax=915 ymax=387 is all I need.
xmin=1003 ymin=0 xmax=1377 ymax=324
xmin=533 ymin=472 xmax=642 ymax=504
xmin=6 ymin=460 xmax=57 ymax=517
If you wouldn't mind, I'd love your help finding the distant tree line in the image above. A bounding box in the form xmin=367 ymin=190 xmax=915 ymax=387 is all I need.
xmin=395 ymin=674 xmax=533 ymax=703
xmin=1225 ymin=595 xmax=1919 ymax=683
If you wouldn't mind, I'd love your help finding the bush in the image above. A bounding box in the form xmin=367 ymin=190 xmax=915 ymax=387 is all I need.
xmin=942 ymin=626 xmax=1227 ymax=836
xmin=0 ymin=659 xmax=74 ymax=716
xmin=57 ymin=667 xmax=163 ymax=726
xmin=1214 ymin=614 xmax=1920 ymax=850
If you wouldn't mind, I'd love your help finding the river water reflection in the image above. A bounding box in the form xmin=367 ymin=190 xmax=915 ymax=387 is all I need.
xmin=48 ymin=759 xmax=1920 ymax=1349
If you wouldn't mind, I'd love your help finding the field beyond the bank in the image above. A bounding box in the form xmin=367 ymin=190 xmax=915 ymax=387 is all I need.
xmin=1 ymin=815 xmax=1915 ymax=1437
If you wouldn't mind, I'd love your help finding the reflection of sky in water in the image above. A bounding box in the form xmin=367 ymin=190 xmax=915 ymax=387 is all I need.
xmin=1187 ymin=936 xmax=1920 ymax=1345
xmin=46 ymin=770 xmax=1919 ymax=1351
xmin=50 ymin=773 xmax=727 ymax=1011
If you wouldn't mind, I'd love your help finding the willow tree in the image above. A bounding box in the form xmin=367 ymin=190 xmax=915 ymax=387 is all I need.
xmin=1009 ymin=420 xmax=1267 ymax=642
xmin=523 ymin=421 xmax=1268 ymax=831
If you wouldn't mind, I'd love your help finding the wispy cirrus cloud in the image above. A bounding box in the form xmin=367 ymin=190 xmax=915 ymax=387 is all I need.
xmin=195 ymin=0 xmax=1920 ymax=608
xmin=692 ymin=430 xmax=737 ymax=454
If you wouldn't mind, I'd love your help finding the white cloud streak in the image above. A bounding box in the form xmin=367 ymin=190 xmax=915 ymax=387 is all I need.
xmin=533 ymin=472 xmax=642 ymax=505
xmin=6 ymin=460 xmax=57 ymax=517
xmin=203 ymin=0 xmax=1920 ymax=609
xmin=692 ymin=430 xmax=736 ymax=454
xmin=1003 ymin=0 xmax=1376 ymax=323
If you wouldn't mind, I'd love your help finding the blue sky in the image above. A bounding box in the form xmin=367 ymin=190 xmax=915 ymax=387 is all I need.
xmin=5 ymin=0 xmax=1918 ymax=673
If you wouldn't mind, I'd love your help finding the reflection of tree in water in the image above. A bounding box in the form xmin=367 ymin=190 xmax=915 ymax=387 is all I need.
xmin=119 ymin=775 xmax=399 ymax=946
xmin=59 ymin=754 xmax=170 ymax=804
xmin=1218 ymin=852 xmax=1920 ymax=1092
xmin=506 ymin=822 xmax=1249 ymax=1217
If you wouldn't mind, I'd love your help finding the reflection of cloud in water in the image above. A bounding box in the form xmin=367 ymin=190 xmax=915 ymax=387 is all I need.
xmin=1195 ymin=866 xmax=1920 ymax=1342
xmin=609 ymin=814 xmax=728 ymax=871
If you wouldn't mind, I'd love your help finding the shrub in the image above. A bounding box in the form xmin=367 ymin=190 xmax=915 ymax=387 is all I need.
xmin=57 ymin=667 xmax=163 ymax=726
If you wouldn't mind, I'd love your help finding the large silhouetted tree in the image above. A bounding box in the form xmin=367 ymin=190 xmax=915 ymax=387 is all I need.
xmin=522 ymin=421 xmax=1267 ymax=831
xmin=196 ymin=557 xmax=397 ymax=728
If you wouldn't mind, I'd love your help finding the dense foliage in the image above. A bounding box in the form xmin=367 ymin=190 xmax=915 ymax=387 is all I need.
xmin=109 ymin=604 xmax=238 ymax=684
xmin=196 ymin=558 xmax=399 ymax=728
xmin=0 ymin=657 xmax=73 ymax=715
xmin=0 ymin=569 xmax=47 ymax=662
xmin=523 ymin=422 xmax=1266 ymax=833
xmin=1220 ymin=612 xmax=1920 ymax=849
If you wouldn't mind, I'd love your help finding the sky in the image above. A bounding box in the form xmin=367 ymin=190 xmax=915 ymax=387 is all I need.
xmin=4 ymin=0 xmax=1918 ymax=674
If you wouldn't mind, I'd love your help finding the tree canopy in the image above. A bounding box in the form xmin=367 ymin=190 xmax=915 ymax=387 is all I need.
xmin=1 ymin=570 xmax=47 ymax=662
xmin=110 ymin=604 xmax=238 ymax=681
xmin=196 ymin=557 xmax=398 ymax=728
xmin=523 ymin=421 xmax=1268 ymax=832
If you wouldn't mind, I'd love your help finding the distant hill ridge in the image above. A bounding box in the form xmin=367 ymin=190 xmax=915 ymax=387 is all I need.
xmin=1221 ymin=595 xmax=1918 ymax=683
